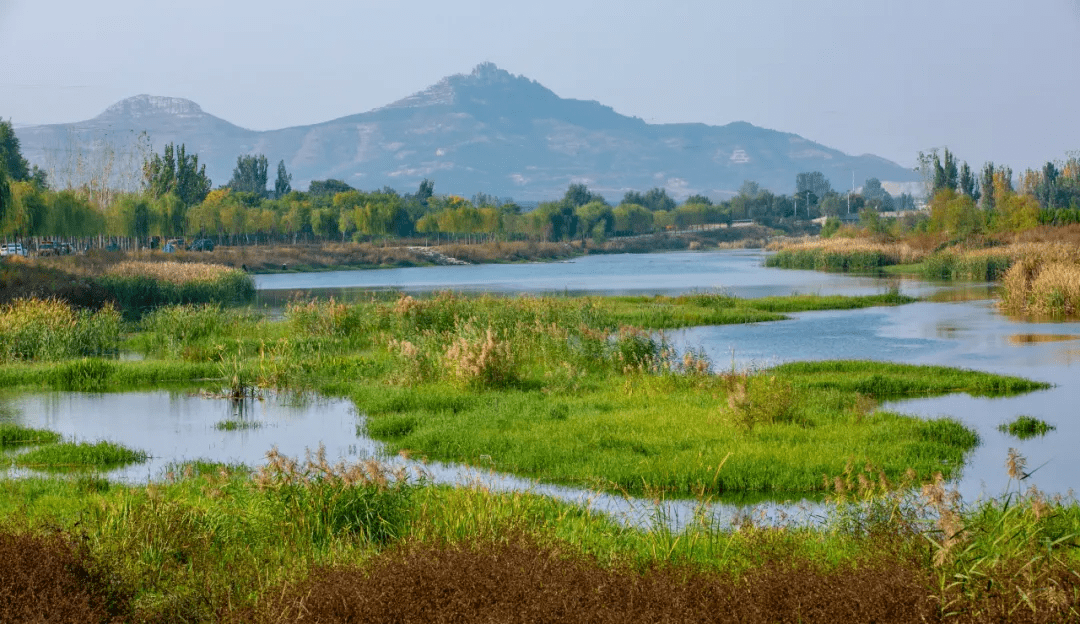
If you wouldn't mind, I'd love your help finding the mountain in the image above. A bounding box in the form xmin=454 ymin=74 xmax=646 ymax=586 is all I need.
xmin=15 ymin=63 xmax=918 ymax=201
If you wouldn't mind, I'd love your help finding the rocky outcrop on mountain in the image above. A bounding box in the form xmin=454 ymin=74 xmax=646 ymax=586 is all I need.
xmin=16 ymin=63 xmax=917 ymax=201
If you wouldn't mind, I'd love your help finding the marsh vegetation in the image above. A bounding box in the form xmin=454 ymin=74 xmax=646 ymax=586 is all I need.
xmin=0 ymin=284 xmax=1076 ymax=621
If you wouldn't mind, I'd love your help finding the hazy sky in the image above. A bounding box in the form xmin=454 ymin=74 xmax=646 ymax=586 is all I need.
xmin=2 ymin=0 xmax=1079 ymax=172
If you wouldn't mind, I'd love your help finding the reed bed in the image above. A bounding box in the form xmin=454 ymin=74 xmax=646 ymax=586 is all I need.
xmin=0 ymin=297 xmax=121 ymax=361
xmin=100 ymin=261 xmax=255 ymax=316
xmin=766 ymin=238 xmax=924 ymax=272
xmin=768 ymin=236 xmax=1080 ymax=286
xmin=1000 ymin=257 xmax=1080 ymax=317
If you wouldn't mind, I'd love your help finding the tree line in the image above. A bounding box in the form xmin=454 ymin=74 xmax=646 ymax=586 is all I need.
xmin=3 ymin=124 xmax=1077 ymax=245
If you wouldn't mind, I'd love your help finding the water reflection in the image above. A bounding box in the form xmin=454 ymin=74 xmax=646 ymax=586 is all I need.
xmin=254 ymin=250 xmax=963 ymax=302
xmin=0 ymin=390 xmax=791 ymax=530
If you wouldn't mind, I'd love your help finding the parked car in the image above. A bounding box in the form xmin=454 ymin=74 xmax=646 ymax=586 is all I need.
xmin=1 ymin=242 xmax=28 ymax=257
xmin=187 ymin=239 xmax=215 ymax=252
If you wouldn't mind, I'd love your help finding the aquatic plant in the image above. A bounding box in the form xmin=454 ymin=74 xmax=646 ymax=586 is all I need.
xmin=997 ymin=415 xmax=1055 ymax=439
xmin=14 ymin=440 xmax=149 ymax=470
xmin=0 ymin=423 xmax=62 ymax=448
xmin=0 ymin=298 xmax=120 ymax=362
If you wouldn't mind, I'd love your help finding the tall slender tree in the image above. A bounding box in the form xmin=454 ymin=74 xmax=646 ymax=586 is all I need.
xmin=274 ymin=160 xmax=292 ymax=198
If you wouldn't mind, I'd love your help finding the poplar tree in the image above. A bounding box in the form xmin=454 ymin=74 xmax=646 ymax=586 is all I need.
xmin=274 ymin=160 xmax=292 ymax=198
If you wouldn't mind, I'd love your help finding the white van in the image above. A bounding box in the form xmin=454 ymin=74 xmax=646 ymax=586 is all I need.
xmin=0 ymin=243 xmax=27 ymax=257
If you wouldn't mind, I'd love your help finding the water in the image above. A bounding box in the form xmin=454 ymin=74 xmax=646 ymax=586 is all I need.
xmin=670 ymin=300 xmax=1080 ymax=503
xmin=0 ymin=390 xmax=746 ymax=529
xmin=3 ymin=250 xmax=1077 ymax=528
xmin=254 ymin=250 xmax=962 ymax=301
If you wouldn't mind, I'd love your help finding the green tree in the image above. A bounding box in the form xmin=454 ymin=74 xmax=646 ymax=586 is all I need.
xmin=575 ymin=200 xmax=614 ymax=240
xmin=932 ymin=149 xmax=959 ymax=193
xmin=563 ymin=183 xmax=603 ymax=208
xmin=979 ymin=163 xmax=996 ymax=211
xmin=274 ymin=160 xmax=292 ymax=198
xmin=622 ymin=188 xmax=674 ymax=212
xmin=155 ymin=193 xmax=186 ymax=237
xmin=0 ymin=156 xmax=9 ymax=226
xmin=228 ymin=154 xmax=269 ymax=197
xmin=958 ymin=162 xmax=978 ymax=201
xmin=612 ymin=203 xmax=653 ymax=235
xmin=416 ymin=179 xmax=434 ymax=205
xmin=796 ymin=171 xmax=832 ymax=199
xmin=0 ymin=119 xmax=30 ymax=182
xmin=144 ymin=143 xmax=211 ymax=206
xmin=309 ymin=179 xmax=354 ymax=197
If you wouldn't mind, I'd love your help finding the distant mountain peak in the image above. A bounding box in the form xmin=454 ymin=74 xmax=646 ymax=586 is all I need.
xmin=100 ymin=95 xmax=205 ymax=119
xmin=383 ymin=62 xmax=551 ymax=110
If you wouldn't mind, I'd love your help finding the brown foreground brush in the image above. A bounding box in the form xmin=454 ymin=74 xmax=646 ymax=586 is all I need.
xmin=0 ymin=530 xmax=127 ymax=624
xmin=263 ymin=539 xmax=936 ymax=624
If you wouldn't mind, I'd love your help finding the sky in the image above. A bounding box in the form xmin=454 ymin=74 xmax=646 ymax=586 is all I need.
xmin=2 ymin=0 xmax=1079 ymax=173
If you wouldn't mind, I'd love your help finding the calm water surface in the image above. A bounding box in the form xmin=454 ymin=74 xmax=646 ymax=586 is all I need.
xmin=3 ymin=250 xmax=1076 ymax=528
xmin=254 ymin=250 xmax=962 ymax=300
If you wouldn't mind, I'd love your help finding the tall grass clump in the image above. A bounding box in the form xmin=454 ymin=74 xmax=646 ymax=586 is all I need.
xmin=766 ymin=239 xmax=921 ymax=272
xmin=254 ymin=445 xmax=416 ymax=546
xmin=725 ymin=373 xmax=799 ymax=430
xmin=15 ymin=440 xmax=149 ymax=470
xmin=443 ymin=325 xmax=518 ymax=389
xmin=0 ymin=423 xmax=62 ymax=447
xmin=0 ymin=298 xmax=120 ymax=361
xmin=100 ymin=261 xmax=255 ymax=317
xmin=1000 ymin=256 xmax=1080 ymax=317
xmin=997 ymin=415 xmax=1055 ymax=439
xmin=921 ymin=250 xmax=1012 ymax=281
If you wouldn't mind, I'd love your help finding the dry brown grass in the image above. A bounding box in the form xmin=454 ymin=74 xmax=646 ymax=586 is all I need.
xmin=105 ymin=260 xmax=237 ymax=285
xmin=1001 ymin=258 xmax=1080 ymax=317
xmin=262 ymin=538 xmax=938 ymax=624
xmin=0 ymin=530 xmax=127 ymax=623
xmin=766 ymin=237 xmax=927 ymax=264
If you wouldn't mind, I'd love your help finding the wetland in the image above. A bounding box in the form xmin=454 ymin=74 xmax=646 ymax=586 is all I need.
xmin=2 ymin=249 xmax=1078 ymax=623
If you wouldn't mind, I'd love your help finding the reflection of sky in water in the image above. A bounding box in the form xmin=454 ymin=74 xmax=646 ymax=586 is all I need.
xmin=4 ymin=251 xmax=1079 ymax=528
xmin=0 ymin=390 xmax=774 ymax=530
xmin=254 ymin=250 xmax=959 ymax=300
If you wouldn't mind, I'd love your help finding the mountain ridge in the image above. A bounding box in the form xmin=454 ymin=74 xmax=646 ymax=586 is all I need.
xmin=15 ymin=63 xmax=918 ymax=200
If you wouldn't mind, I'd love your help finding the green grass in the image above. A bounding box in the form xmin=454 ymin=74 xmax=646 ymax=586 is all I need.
xmin=766 ymin=248 xmax=897 ymax=273
xmin=100 ymin=270 xmax=256 ymax=319
xmin=997 ymin=415 xmax=1056 ymax=439
xmin=14 ymin=440 xmax=149 ymax=470
xmin=595 ymin=291 xmax=915 ymax=329
xmin=1 ymin=462 xmax=1077 ymax=622
xmin=350 ymin=364 xmax=994 ymax=498
xmin=770 ymin=360 xmax=1050 ymax=397
xmin=0 ymin=359 xmax=220 ymax=392
xmin=0 ymin=423 xmax=62 ymax=448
